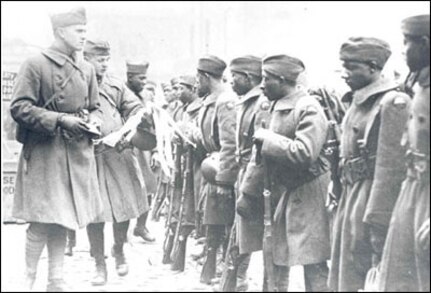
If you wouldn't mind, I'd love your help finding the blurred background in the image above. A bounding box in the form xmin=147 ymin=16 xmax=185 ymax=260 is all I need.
xmin=1 ymin=1 xmax=430 ymax=221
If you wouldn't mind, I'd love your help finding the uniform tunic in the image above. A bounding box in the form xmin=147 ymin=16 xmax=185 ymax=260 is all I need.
xmin=93 ymin=75 xmax=149 ymax=223
xmin=235 ymin=86 xmax=271 ymax=254
xmin=195 ymin=88 xmax=239 ymax=225
xmin=241 ymin=89 xmax=331 ymax=266
xmin=11 ymin=46 xmax=103 ymax=230
xmin=379 ymin=66 xmax=430 ymax=292
xmin=329 ymin=77 xmax=411 ymax=291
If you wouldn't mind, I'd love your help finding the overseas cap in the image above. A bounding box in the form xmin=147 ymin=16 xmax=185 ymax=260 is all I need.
xmin=339 ymin=37 xmax=391 ymax=69
xmin=197 ymin=55 xmax=227 ymax=77
xmin=126 ymin=60 xmax=149 ymax=74
xmin=230 ymin=55 xmax=262 ymax=77
xmin=84 ymin=40 xmax=110 ymax=56
xmin=402 ymin=14 xmax=430 ymax=36
xmin=50 ymin=7 xmax=87 ymax=29
xmin=263 ymin=54 xmax=305 ymax=81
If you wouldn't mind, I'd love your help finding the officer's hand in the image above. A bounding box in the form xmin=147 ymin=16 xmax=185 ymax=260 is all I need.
xmin=417 ymin=218 xmax=430 ymax=252
xmin=58 ymin=115 xmax=87 ymax=136
xmin=171 ymin=133 xmax=182 ymax=145
xmin=151 ymin=152 xmax=161 ymax=170
xmin=253 ymin=128 xmax=271 ymax=144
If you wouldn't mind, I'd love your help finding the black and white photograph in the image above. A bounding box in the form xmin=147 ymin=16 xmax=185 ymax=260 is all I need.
xmin=1 ymin=1 xmax=429 ymax=292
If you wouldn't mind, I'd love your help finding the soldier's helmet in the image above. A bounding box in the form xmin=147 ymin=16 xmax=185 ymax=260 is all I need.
xmin=201 ymin=152 xmax=220 ymax=184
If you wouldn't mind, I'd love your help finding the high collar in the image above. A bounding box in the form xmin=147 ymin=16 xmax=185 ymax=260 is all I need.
xmin=342 ymin=76 xmax=398 ymax=106
xmin=202 ymin=91 xmax=219 ymax=107
xmin=236 ymin=85 xmax=262 ymax=105
xmin=271 ymin=89 xmax=306 ymax=112
xmin=186 ymin=97 xmax=202 ymax=113
xmin=417 ymin=66 xmax=430 ymax=87
xmin=42 ymin=45 xmax=78 ymax=67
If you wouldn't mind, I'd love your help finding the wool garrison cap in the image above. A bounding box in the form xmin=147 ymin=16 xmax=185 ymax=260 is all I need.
xmin=50 ymin=7 xmax=87 ymax=29
xmin=339 ymin=37 xmax=392 ymax=69
xmin=263 ymin=54 xmax=305 ymax=81
xmin=230 ymin=55 xmax=262 ymax=77
xmin=178 ymin=75 xmax=196 ymax=87
xmin=84 ymin=40 xmax=110 ymax=56
xmin=126 ymin=60 xmax=149 ymax=74
xmin=197 ymin=55 xmax=227 ymax=77
xmin=171 ymin=77 xmax=181 ymax=86
xmin=402 ymin=14 xmax=430 ymax=36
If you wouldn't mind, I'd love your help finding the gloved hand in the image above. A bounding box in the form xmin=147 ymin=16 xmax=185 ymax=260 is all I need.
xmin=57 ymin=114 xmax=87 ymax=136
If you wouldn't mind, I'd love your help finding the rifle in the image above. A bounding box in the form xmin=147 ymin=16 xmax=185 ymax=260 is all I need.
xmin=219 ymin=221 xmax=239 ymax=291
xmin=315 ymin=88 xmax=343 ymax=212
xmin=162 ymin=142 xmax=183 ymax=264
xmin=171 ymin=144 xmax=194 ymax=271
xmin=151 ymin=176 xmax=169 ymax=221
xmin=256 ymin=121 xmax=276 ymax=292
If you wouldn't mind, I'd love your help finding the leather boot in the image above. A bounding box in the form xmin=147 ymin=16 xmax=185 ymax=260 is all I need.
xmin=112 ymin=245 xmax=129 ymax=277
xmin=236 ymin=254 xmax=251 ymax=292
xmin=91 ymin=259 xmax=107 ymax=286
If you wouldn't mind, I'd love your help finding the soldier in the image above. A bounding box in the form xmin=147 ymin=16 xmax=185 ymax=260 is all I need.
xmin=168 ymin=77 xmax=182 ymax=117
xmin=83 ymin=40 xmax=153 ymax=285
xmin=125 ymin=61 xmax=157 ymax=243
xmin=379 ymin=14 xmax=430 ymax=292
xmin=223 ymin=55 xmax=270 ymax=291
xmin=169 ymin=75 xmax=204 ymax=271
xmin=246 ymin=54 xmax=332 ymax=291
xmin=328 ymin=37 xmax=412 ymax=292
xmin=10 ymin=7 xmax=103 ymax=291
xmin=188 ymin=55 xmax=239 ymax=284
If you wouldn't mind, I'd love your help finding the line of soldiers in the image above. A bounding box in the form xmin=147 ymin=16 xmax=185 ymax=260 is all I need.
xmin=9 ymin=5 xmax=429 ymax=292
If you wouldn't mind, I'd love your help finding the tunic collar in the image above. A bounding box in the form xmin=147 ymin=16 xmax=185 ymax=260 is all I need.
xmin=271 ymin=90 xmax=306 ymax=112
xmin=236 ymin=85 xmax=262 ymax=105
xmin=42 ymin=46 xmax=78 ymax=67
xmin=186 ymin=98 xmax=203 ymax=113
xmin=346 ymin=76 xmax=398 ymax=106
xmin=417 ymin=66 xmax=430 ymax=87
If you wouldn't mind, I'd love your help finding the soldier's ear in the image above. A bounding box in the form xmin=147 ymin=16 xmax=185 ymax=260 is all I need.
xmin=419 ymin=35 xmax=430 ymax=50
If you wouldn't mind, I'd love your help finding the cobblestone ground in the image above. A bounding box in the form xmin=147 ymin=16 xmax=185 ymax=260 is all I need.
xmin=1 ymin=218 xmax=305 ymax=292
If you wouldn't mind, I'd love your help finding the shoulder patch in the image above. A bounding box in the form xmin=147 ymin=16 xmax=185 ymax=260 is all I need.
xmin=393 ymin=96 xmax=407 ymax=110
xmin=260 ymin=101 xmax=270 ymax=111
xmin=226 ymin=101 xmax=235 ymax=110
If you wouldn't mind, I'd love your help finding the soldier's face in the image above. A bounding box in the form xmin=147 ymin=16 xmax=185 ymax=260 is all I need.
xmin=341 ymin=61 xmax=373 ymax=91
xmin=128 ymin=73 xmax=147 ymax=93
xmin=86 ymin=55 xmax=110 ymax=77
xmin=403 ymin=34 xmax=429 ymax=72
xmin=231 ymin=71 xmax=250 ymax=96
xmin=196 ymin=71 xmax=210 ymax=98
xmin=262 ymin=72 xmax=284 ymax=101
xmin=178 ymin=84 xmax=194 ymax=104
xmin=172 ymin=83 xmax=180 ymax=100
xmin=58 ymin=24 xmax=87 ymax=51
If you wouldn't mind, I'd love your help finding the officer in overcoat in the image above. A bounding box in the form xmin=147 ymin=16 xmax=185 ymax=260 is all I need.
xmin=10 ymin=7 xmax=103 ymax=291
xmin=378 ymin=15 xmax=430 ymax=292
xmin=328 ymin=37 xmax=412 ymax=291
xmin=248 ymin=54 xmax=332 ymax=291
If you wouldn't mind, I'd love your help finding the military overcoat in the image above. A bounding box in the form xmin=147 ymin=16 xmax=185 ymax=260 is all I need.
xmin=11 ymin=47 xmax=103 ymax=230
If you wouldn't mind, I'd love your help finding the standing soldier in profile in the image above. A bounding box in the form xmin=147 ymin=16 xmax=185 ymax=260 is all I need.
xmin=83 ymin=40 xmax=155 ymax=286
xmin=187 ymin=56 xmax=239 ymax=284
xmin=125 ymin=61 xmax=157 ymax=243
xmin=218 ymin=55 xmax=270 ymax=291
xmin=328 ymin=37 xmax=411 ymax=292
xmin=248 ymin=55 xmax=332 ymax=291
xmin=169 ymin=75 xmax=204 ymax=271
xmin=379 ymin=14 xmax=430 ymax=292
xmin=10 ymin=7 xmax=103 ymax=291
